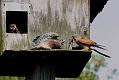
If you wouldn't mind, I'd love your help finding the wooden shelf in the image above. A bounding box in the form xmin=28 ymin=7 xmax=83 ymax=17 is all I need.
xmin=0 ymin=50 xmax=91 ymax=78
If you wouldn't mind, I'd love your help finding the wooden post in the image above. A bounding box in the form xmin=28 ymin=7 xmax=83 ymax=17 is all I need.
xmin=31 ymin=64 xmax=55 ymax=80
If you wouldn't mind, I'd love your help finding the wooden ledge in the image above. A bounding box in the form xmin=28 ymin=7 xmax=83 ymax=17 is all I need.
xmin=0 ymin=50 xmax=92 ymax=78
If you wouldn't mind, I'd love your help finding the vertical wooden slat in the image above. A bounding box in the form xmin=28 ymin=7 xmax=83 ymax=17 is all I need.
xmin=32 ymin=64 xmax=55 ymax=80
xmin=0 ymin=0 xmax=3 ymax=54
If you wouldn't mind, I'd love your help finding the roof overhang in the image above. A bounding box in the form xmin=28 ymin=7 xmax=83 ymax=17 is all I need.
xmin=90 ymin=0 xmax=109 ymax=23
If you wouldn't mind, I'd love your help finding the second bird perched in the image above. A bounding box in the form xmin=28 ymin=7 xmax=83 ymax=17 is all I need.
xmin=9 ymin=24 xmax=20 ymax=33
xmin=31 ymin=32 xmax=65 ymax=50
xmin=32 ymin=32 xmax=59 ymax=45
xmin=68 ymin=35 xmax=111 ymax=58
xmin=31 ymin=39 xmax=65 ymax=50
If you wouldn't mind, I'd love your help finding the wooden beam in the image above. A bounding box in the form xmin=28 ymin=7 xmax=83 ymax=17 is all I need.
xmin=32 ymin=64 xmax=55 ymax=80
xmin=0 ymin=50 xmax=91 ymax=78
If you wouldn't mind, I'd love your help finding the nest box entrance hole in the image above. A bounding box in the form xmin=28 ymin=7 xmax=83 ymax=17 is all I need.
xmin=6 ymin=11 xmax=28 ymax=33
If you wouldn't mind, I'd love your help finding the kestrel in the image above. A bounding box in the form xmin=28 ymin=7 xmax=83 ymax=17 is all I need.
xmin=31 ymin=32 xmax=65 ymax=50
xmin=32 ymin=32 xmax=59 ymax=46
xmin=69 ymin=35 xmax=111 ymax=58
xmin=31 ymin=39 xmax=65 ymax=50
xmin=9 ymin=24 xmax=20 ymax=33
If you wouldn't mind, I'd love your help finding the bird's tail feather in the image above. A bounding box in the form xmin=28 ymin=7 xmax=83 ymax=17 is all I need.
xmin=94 ymin=44 xmax=107 ymax=50
xmin=91 ymin=48 xmax=111 ymax=58
xmin=96 ymin=44 xmax=106 ymax=47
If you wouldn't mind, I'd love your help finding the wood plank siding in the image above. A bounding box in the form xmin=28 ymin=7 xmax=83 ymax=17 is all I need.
xmin=0 ymin=0 xmax=90 ymax=52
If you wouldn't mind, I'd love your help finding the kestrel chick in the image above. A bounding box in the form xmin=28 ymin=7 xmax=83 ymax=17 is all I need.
xmin=32 ymin=32 xmax=59 ymax=45
xmin=9 ymin=24 xmax=20 ymax=33
xmin=31 ymin=39 xmax=65 ymax=50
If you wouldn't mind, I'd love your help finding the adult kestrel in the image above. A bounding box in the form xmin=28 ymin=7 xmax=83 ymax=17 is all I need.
xmin=69 ymin=35 xmax=111 ymax=58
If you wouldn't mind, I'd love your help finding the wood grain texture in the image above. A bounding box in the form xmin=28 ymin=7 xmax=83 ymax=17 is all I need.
xmin=32 ymin=64 xmax=55 ymax=80
xmin=0 ymin=0 xmax=3 ymax=54
xmin=1 ymin=0 xmax=90 ymax=51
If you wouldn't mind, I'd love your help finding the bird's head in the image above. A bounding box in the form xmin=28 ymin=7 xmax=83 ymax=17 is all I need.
xmin=48 ymin=32 xmax=59 ymax=39
xmin=72 ymin=35 xmax=76 ymax=39
xmin=9 ymin=24 xmax=17 ymax=31
xmin=9 ymin=24 xmax=20 ymax=33
xmin=72 ymin=35 xmax=81 ymax=40
xmin=60 ymin=39 xmax=65 ymax=45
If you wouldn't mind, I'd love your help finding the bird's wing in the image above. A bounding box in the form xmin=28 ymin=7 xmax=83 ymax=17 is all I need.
xmin=32 ymin=36 xmax=40 ymax=42
xmin=79 ymin=37 xmax=97 ymax=46
xmin=79 ymin=37 xmax=106 ymax=50
xmin=32 ymin=32 xmax=59 ymax=44
xmin=31 ymin=40 xmax=51 ymax=50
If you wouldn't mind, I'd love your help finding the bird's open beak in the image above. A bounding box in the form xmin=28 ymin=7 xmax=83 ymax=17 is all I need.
xmin=61 ymin=40 xmax=65 ymax=45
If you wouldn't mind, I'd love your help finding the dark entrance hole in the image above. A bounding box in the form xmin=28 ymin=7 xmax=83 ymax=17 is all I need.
xmin=6 ymin=11 xmax=28 ymax=33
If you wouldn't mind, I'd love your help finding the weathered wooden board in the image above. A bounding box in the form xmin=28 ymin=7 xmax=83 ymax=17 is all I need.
xmin=1 ymin=1 xmax=31 ymax=51
xmin=0 ymin=0 xmax=90 ymax=51
xmin=0 ymin=0 xmax=4 ymax=54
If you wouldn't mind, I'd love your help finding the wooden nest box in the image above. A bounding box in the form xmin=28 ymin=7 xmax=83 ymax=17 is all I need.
xmin=0 ymin=0 xmax=92 ymax=79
